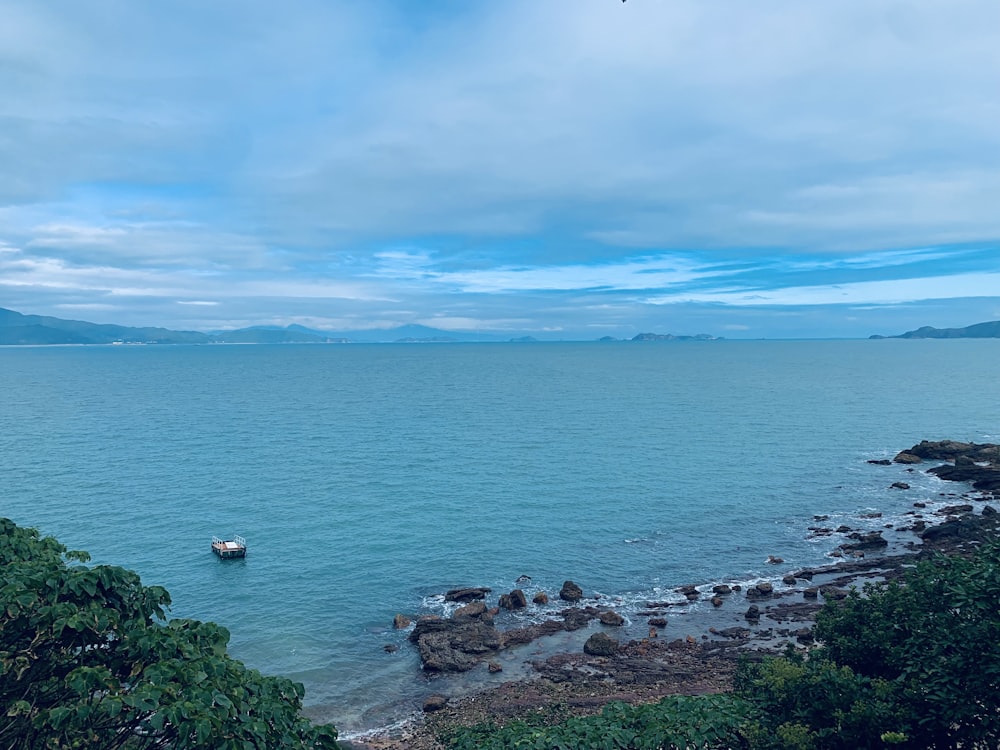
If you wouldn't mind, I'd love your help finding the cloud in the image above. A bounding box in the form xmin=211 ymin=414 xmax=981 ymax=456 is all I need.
xmin=1 ymin=0 xmax=998 ymax=337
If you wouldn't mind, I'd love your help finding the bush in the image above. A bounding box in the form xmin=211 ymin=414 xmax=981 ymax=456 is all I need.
xmin=443 ymin=694 xmax=753 ymax=750
xmin=0 ymin=518 xmax=338 ymax=750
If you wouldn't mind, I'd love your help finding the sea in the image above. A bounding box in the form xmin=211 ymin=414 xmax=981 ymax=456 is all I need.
xmin=1 ymin=340 xmax=998 ymax=737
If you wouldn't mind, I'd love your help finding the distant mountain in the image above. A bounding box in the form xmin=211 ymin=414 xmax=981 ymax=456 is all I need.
xmin=631 ymin=332 xmax=720 ymax=341
xmin=872 ymin=321 xmax=1000 ymax=340
xmin=0 ymin=307 xmax=209 ymax=345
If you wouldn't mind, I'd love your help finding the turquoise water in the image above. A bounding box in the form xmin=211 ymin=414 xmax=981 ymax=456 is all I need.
xmin=2 ymin=340 xmax=998 ymax=734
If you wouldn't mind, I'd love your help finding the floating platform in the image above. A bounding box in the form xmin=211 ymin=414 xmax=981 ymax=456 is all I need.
xmin=212 ymin=535 xmax=247 ymax=559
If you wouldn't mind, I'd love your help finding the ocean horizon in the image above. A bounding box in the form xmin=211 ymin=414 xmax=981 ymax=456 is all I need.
xmin=2 ymin=339 xmax=998 ymax=735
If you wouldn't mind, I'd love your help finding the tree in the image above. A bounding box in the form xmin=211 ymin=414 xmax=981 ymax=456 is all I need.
xmin=814 ymin=541 xmax=1000 ymax=748
xmin=0 ymin=518 xmax=338 ymax=750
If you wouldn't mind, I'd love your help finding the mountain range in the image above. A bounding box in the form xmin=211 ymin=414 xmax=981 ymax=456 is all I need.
xmin=870 ymin=321 xmax=1000 ymax=340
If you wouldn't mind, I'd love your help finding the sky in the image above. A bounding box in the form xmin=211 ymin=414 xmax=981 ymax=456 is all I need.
xmin=1 ymin=0 xmax=999 ymax=340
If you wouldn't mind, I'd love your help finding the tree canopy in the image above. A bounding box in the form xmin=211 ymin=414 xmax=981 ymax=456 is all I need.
xmin=0 ymin=518 xmax=338 ymax=750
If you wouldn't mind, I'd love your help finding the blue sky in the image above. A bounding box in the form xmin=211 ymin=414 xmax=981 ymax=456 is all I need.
xmin=1 ymin=0 xmax=999 ymax=339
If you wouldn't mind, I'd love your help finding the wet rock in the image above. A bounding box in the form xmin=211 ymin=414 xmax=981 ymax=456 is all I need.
xmin=803 ymin=587 xmax=818 ymax=599
xmin=820 ymin=586 xmax=849 ymax=601
xmin=559 ymin=580 xmax=584 ymax=602
xmin=712 ymin=584 xmax=732 ymax=595
xmin=487 ymin=661 xmax=502 ymax=673
xmin=782 ymin=575 xmax=797 ymax=585
xmin=836 ymin=525 xmax=852 ymax=533
xmin=914 ymin=501 xmax=927 ymax=508
xmin=928 ymin=464 xmax=1000 ymax=492
xmin=713 ymin=626 xmax=751 ymax=639
xmin=746 ymin=582 xmax=774 ymax=600
xmin=454 ymin=601 xmax=488 ymax=620
xmin=894 ymin=452 xmax=923 ymax=464
xmin=499 ymin=589 xmax=528 ymax=610
xmin=867 ymin=459 xmax=892 ymax=466
xmin=841 ymin=531 xmax=888 ymax=552
xmin=533 ymin=591 xmax=549 ymax=605
xmin=984 ymin=505 xmax=998 ymax=516
xmin=891 ymin=482 xmax=910 ymax=489
xmin=599 ymin=610 xmax=625 ymax=626
xmin=745 ymin=604 xmax=760 ymax=621
xmin=583 ymin=632 xmax=618 ymax=656
xmin=423 ymin=695 xmax=448 ymax=712
xmin=383 ymin=644 xmax=399 ymax=653
xmin=393 ymin=614 xmax=411 ymax=629
xmin=711 ymin=596 xmax=724 ymax=607
xmin=767 ymin=555 xmax=784 ymax=564
xmin=563 ymin=609 xmax=591 ymax=631
xmin=937 ymin=504 xmax=974 ymax=516
xmin=445 ymin=587 xmax=491 ymax=603
xmin=647 ymin=617 xmax=667 ymax=628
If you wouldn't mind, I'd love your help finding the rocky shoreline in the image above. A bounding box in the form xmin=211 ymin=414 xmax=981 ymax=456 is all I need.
xmin=346 ymin=440 xmax=1000 ymax=750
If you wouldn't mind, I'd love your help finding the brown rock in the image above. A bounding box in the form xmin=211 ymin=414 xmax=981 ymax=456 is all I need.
xmin=893 ymin=452 xmax=923 ymax=464
xmin=487 ymin=661 xmax=502 ymax=673
xmin=423 ymin=695 xmax=448 ymax=712
xmin=393 ymin=614 xmax=411 ymax=629
xmin=532 ymin=591 xmax=549 ymax=605
xmin=445 ymin=587 xmax=491 ymax=603
xmin=583 ymin=632 xmax=618 ymax=656
xmin=559 ymin=580 xmax=584 ymax=602
xmin=648 ymin=617 xmax=667 ymax=627
xmin=599 ymin=610 xmax=625 ymax=626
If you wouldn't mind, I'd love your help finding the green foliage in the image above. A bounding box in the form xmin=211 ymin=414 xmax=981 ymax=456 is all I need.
xmin=734 ymin=653 xmax=905 ymax=749
xmin=0 ymin=517 xmax=338 ymax=750
xmin=442 ymin=694 xmax=753 ymax=750
xmin=815 ymin=540 xmax=1000 ymax=748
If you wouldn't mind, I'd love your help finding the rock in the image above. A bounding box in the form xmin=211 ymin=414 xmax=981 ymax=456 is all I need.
xmin=454 ymin=601 xmax=488 ymax=620
xmin=820 ymin=586 xmax=849 ymax=601
xmin=766 ymin=555 xmax=784 ymax=564
xmin=533 ymin=591 xmax=549 ymax=605
xmin=836 ymin=525 xmax=852 ymax=533
xmin=684 ymin=591 xmax=700 ymax=601
xmin=984 ymin=505 xmax=998 ymax=516
xmin=893 ymin=452 xmax=923 ymax=464
xmin=392 ymin=614 xmax=411 ymax=629
xmin=867 ymin=459 xmax=892 ymax=465
xmin=937 ymin=504 xmax=974 ymax=516
xmin=445 ymin=587 xmax=491 ymax=603
xmin=648 ymin=626 xmax=658 ymax=638
xmin=487 ymin=661 xmax=502 ymax=673
xmin=515 ymin=574 xmax=532 ymax=583
xmin=583 ymin=632 xmax=618 ymax=656
xmin=648 ymin=617 xmax=667 ymax=628
xmin=714 ymin=626 xmax=751 ymax=639
xmin=746 ymin=582 xmax=773 ymax=600
xmin=599 ymin=610 xmax=625 ymax=626
xmin=914 ymin=501 xmax=927 ymax=508
xmin=891 ymin=482 xmax=910 ymax=490
xmin=745 ymin=604 xmax=760 ymax=620
xmin=509 ymin=589 xmax=528 ymax=609
xmin=782 ymin=575 xmax=797 ymax=585
xmin=841 ymin=531 xmax=888 ymax=552
xmin=559 ymin=580 xmax=584 ymax=602
xmin=712 ymin=584 xmax=732 ymax=595
xmin=423 ymin=695 xmax=448 ymax=712
xmin=383 ymin=644 xmax=399 ymax=653
xmin=711 ymin=596 xmax=724 ymax=607
xmin=928 ymin=464 xmax=1000 ymax=492
xmin=803 ymin=587 xmax=818 ymax=599
xmin=563 ymin=609 xmax=590 ymax=631
xmin=414 ymin=620 xmax=501 ymax=672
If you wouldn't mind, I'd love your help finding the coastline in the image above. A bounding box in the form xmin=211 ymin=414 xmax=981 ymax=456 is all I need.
xmin=344 ymin=440 xmax=1000 ymax=749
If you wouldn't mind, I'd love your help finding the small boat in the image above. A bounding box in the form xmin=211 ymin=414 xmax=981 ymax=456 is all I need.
xmin=212 ymin=535 xmax=247 ymax=559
